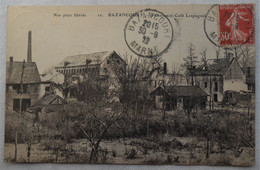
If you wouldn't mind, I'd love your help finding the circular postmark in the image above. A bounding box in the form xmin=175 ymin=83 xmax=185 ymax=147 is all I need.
xmin=124 ymin=8 xmax=173 ymax=58
xmin=204 ymin=4 xmax=254 ymax=49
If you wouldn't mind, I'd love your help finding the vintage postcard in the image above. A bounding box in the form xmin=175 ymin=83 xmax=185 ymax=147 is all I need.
xmin=4 ymin=4 xmax=255 ymax=166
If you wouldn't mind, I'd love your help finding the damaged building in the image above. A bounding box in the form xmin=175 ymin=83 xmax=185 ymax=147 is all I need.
xmin=54 ymin=51 xmax=127 ymax=99
xmin=5 ymin=31 xmax=43 ymax=112
xmin=54 ymin=51 xmax=126 ymax=80
xmin=191 ymin=55 xmax=247 ymax=103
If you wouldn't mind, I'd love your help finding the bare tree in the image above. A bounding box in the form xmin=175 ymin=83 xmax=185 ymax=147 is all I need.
xmin=183 ymin=43 xmax=199 ymax=86
xmin=200 ymin=49 xmax=207 ymax=67
xmin=78 ymin=106 xmax=124 ymax=163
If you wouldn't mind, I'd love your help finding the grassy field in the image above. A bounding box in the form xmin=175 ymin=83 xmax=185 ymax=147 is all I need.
xmin=4 ymin=135 xmax=254 ymax=166
xmin=4 ymin=103 xmax=255 ymax=166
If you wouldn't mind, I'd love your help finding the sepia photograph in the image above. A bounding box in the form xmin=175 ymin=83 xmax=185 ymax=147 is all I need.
xmin=4 ymin=4 xmax=255 ymax=166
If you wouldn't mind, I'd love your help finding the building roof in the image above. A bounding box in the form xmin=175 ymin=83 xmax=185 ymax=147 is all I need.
xmin=55 ymin=51 xmax=125 ymax=68
xmin=28 ymin=94 xmax=65 ymax=112
xmin=39 ymin=94 xmax=65 ymax=105
xmin=151 ymin=86 xmax=208 ymax=97
xmin=193 ymin=58 xmax=234 ymax=76
xmin=6 ymin=61 xmax=41 ymax=84
xmin=41 ymin=70 xmax=64 ymax=84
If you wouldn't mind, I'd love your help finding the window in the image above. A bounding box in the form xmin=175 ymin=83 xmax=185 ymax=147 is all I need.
xmin=214 ymin=82 xmax=218 ymax=91
xmin=13 ymin=99 xmax=31 ymax=112
xmin=45 ymin=86 xmax=50 ymax=92
xmin=22 ymin=99 xmax=31 ymax=111
xmin=12 ymin=84 xmax=27 ymax=93
xmin=204 ymin=82 xmax=207 ymax=88
xmin=214 ymin=94 xmax=218 ymax=102
xmin=13 ymin=99 xmax=20 ymax=112
xmin=13 ymin=84 xmax=21 ymax=93
xmin=104 ymin=68 xmax=107 ymax=73
xmin=107 ymin=60 xmax=110 ymax=64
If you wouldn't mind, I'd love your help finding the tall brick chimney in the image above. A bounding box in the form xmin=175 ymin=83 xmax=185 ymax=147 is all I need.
xmin=9 ymin=56 xmax=13 ymax=74
xmin=27 ymin=31 xmax=32 ymax=62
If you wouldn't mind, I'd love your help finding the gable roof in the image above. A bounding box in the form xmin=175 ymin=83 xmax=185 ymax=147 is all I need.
xmin=55 ymin=51 xmax=125 ymax=68
xmin=6 ymin=61 xmax=41 ymax=84
xmin=41 ymin=71 xmax=64 ymax=84
xmin=29 ymin=94 xmax=65 ymax=111
xmin=37 ymin=94 xmax=65 ymax=106
xmin=194 ymin=58 xmax=235 ymax=76
xmin=151 ymin=86 xmax=208 ymax=97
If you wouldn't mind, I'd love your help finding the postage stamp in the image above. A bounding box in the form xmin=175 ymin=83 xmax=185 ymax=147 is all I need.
xmin=204 ymin=4 xmax=254 ymax=48
xmin=219 ymin=4 xmax=254 ymax=46
xmin=124 ymin=8 xmax=173 ymax=58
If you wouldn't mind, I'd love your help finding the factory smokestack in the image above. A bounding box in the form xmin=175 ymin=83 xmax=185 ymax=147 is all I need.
xmin=27 ymin=31 xmax=32 ymax=62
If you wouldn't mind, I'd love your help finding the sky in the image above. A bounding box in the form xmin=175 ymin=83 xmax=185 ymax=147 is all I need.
xmin=6 ymin=5 xmax=223 ymax=73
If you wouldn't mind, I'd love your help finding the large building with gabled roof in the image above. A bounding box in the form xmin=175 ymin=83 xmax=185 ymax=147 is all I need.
xmin=54 ymin=51 xmax=126 ymax=78
xmin=54 ymin=51 xmax=127 ymax=99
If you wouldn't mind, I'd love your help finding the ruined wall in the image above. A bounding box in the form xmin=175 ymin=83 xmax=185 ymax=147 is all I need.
xmin=5 ymin=83 xmax=41 ymax=113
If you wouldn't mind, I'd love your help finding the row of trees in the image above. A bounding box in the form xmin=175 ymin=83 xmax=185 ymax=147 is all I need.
xmin=183 ymin=43 xmax=254 ymax=69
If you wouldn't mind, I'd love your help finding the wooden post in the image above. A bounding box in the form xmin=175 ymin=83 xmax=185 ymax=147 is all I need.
xmin=209 ymin=74 xmax=212 ymax=111
xmin=56 ymin=149 xmax=59 ymax=162
xmin=14 ymin=131 xmax=18 ymax=162
xmin=248 ymin=106 xmax=250 ymax=121
xmin=206 ymin=138 xmax=209 ymax=159
xmin=27 ymin=142 xmax=31 ymax=162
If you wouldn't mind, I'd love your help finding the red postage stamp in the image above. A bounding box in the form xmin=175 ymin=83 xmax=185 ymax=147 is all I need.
xmin=219 ymin=4 xmax=254 ymax=46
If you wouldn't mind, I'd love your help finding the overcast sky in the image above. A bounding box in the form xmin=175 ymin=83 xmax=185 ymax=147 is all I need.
xmin=6 ymin=5 xmax=224 ymax=73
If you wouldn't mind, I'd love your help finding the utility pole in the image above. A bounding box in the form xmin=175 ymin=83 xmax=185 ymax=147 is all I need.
xmin=209 ymin=73 xmax=212 ymax=111
xmin=15 ymin=60 xmax=25 ymax=162
xmin=19 ymin=60 xmax=25 ymax=113
xmin=162 ymin=73 xmax=166 ymax=119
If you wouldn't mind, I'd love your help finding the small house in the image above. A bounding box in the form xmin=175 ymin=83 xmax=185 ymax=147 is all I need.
xmin=150 ymin=86 xmax=208 ymax=110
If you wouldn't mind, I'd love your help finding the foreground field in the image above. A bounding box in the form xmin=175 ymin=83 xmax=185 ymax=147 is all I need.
xmin=4 ymin=101 xmax=255 ymax=166
xmin=5 ymin=135 xmax=254 ymax=166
